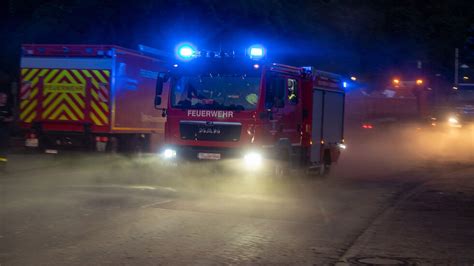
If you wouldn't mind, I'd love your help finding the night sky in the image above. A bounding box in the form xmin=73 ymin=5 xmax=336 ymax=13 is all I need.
xmin=2 ymin=0 xmax=474 ymax=82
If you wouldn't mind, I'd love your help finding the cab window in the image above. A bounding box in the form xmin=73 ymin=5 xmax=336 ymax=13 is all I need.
xmin=265 ymin=76 xmax=285 ymax=108
xmin=287 ymin=78 xmax=298 ymax=104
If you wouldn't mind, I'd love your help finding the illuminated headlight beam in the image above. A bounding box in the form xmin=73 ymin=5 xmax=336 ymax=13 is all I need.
xmin=448 ymin=117 xmax=459 ymax=124
xmin=163 ymin=148 xmax=177 ymax=159
xmin=243 ymin=152 xmax=263 ymax=169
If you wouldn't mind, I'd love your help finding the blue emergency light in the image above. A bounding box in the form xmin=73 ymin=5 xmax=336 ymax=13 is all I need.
xmin=250 ymin=47 xmax=263 ymax=56
xmin=248 ymin=45 xmax=266 ymax=60
xmin=176 ymin=43 xmax=196 ymax=60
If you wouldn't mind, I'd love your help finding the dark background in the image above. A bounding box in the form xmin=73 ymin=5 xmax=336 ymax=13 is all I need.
xmin=2 ymin=0 xmax=474 ymax=84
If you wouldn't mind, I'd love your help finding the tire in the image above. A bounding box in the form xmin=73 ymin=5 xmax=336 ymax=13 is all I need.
xmin=109 ymin=137 xmax=119 ymax=153
xmin=273 ymin=146 xmax=290 ymax=178
xmin=321 ymin=163 xmax=331 ymax=176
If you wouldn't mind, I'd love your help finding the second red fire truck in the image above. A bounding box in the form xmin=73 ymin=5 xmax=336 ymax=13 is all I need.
xmin=155 ymin=44 xmax=345 ymax=174
xmin=19 ymin=44 xmax=168 ymax=153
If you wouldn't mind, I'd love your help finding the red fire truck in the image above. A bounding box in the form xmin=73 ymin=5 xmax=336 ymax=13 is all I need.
xmin=19 ymin=44 xmax=168 ymax=152
xmin=155 ymin=44 xmax=345 ymax=174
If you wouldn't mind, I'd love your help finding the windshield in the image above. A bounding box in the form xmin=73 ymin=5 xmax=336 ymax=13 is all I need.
xmin=170 ymin=75 xmax=260 ymax=110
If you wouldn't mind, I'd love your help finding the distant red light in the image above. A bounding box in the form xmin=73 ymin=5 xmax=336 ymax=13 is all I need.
xmin=100 ymin=136 xmax=109 ymax=142
xmin=362 ymin=124 xmax=374 ymax=129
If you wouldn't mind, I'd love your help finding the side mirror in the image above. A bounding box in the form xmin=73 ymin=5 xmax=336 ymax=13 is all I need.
xmin=267 ymin=109 xmax=274 ymax=120
xmin=154 ymin=96 xmax=162 ymax=109
xmin=155 ymin=72 xmax=169 ymax=96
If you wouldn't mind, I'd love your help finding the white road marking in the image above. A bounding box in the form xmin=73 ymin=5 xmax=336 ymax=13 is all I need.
xmin=140 ymin=199 xmax=174 ymax=209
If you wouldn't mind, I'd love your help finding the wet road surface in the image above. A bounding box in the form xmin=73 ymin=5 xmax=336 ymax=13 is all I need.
xmin=2 ymin=127 xmax=474 ymax=265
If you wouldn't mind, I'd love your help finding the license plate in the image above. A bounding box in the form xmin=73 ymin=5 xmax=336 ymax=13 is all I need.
xmin=25 ymin=138 xmax=39 ymax=147
xmin=197 ymin=152 xmax=221 ymax=160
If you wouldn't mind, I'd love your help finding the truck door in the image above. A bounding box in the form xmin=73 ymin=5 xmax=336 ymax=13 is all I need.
xmin=282 ymin=78 xmax=302 ymax=145
xmin=264 ymin=74 xmax=302 ymax=145
xmin=264 ymin=74 xmax=286 ymax=141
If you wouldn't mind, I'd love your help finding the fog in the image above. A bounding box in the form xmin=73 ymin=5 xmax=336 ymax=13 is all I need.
xmin=6 ymin=124 xmax=474 ymax=200
xmin=335 ymin=125 xmax=474 ymax=180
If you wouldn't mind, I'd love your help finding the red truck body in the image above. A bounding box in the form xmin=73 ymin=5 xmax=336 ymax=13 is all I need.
xmin=19 ymin=44 xmax=168 ymax=152
xmin=160 ymin=58 xmax=345 ymax=172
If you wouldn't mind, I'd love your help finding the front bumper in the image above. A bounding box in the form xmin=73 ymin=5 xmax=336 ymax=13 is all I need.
xmin=159 ymin=145 xmax=269 ymax=171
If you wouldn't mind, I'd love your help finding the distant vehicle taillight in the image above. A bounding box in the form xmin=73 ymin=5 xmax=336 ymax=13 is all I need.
xmin=95 ymin=136 xmax=109 ymax=142
xmin=362 ymin=124 xmax=374 ymax=129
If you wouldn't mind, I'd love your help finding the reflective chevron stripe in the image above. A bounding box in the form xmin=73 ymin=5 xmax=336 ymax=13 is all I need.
xmin=19 ymin=68 xmax=110 ymax=126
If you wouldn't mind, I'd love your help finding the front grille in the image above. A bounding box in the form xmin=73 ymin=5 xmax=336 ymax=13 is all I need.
xmin=179 ymin=121 xmax=242 ymax=142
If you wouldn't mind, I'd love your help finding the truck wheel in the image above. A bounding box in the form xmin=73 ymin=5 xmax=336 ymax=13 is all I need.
xmin=273 ymin=148 xmax=290 ymax=178
xmin=305 ymin=162 xmax=330 ymax=177
xmin=109 ymin=137 xmax=119 ymax=153
xmin=321 ymin=163 xmax=331 ymax=176
xmin=322 ymin=149 xmax=332 ymax=176
xmin=128 ymin=134 xmax=149 ymax=154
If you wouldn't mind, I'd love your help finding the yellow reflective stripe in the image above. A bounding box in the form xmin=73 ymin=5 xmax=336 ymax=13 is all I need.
xmin=0 ymin=157 xmax=7 ymax=162
xmin=31 ymin=69 xmax=49 ymax=88
xmin=71 ymin=70 xmax=86 ymax=84
xmin=92 ymin=70 xmax=108 ymax=83
xmin=62 ymin=70 xmax=79 ymax=85
xmin=24 ymin=69 xmax=39 ymax=81
xmin=82 ymin=70 xmax=99 ymax=89
xmin=21 ymin=68 xmax=29 ymax=75
xmin=90 ymin=112 xmax=103 ymax=126
xmin=43 ymin=94 xmax=64 ymax=118
xmin=20 ymin=100 xmax=37 ymax=120
xmin=59 ymin=114 xmax=68 ymax=120
xmin=70 ymin=93 xmax=85 ymax=108
xmin=44 ymin=69 xmax=59 ymax=83
xmin=43 ymin=92 xmax=58 ymax=106
xmin=49 ymin=105 xmax=65 ymax=120
xmin=24 ymin=111 xmax=36 ymax=123
xmin=20 ymin=100 xmax=29 ymax=109
xmin=29 ymin=88 xmax=38 ymax=100
xmin=103 ymin=70 xmax=110 ymax=77
xmin=63 ymin=94 xmax=84 ymax=119
xmin=62 ymin=105 xmax=79 ymax=120
xmin=91 ymin=102 xmax=107 ymax=122
xmin=90 ymin=89 xmax=99 ymax=101
xmin=50 ymin=70 xmax=67 ymax=84
xmin=100 ymin=102 xmax=109 ymax=112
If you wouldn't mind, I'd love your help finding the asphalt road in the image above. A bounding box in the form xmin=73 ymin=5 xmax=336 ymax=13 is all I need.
xmin=1 ymin=127 xmax=474 ymax=265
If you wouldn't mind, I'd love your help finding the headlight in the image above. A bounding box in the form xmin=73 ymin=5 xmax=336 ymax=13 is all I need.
xmin=338 ymin=143 xmax=347 ymax=150
xmin=243 ymin=152 xmax=263 ymax=169
xmin=448 ymin=117 xmax=459 ymax=124
xmin=163 ymin=148 xmax=177 ymax=159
